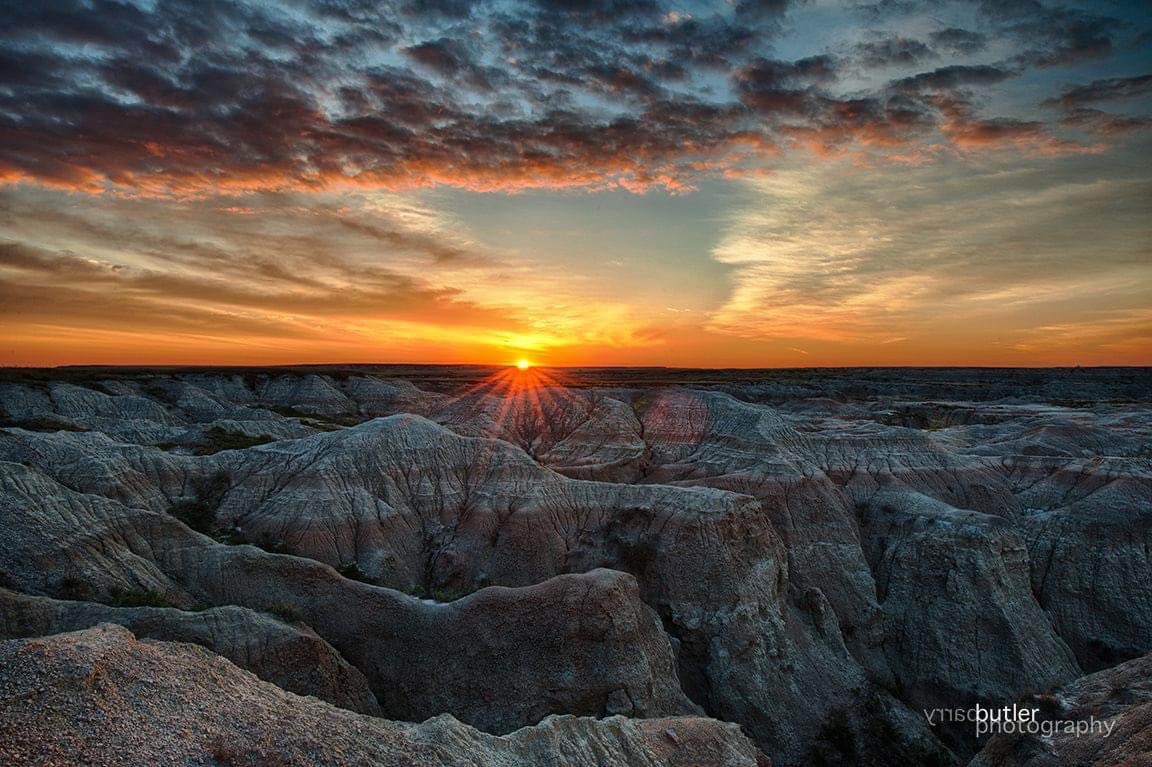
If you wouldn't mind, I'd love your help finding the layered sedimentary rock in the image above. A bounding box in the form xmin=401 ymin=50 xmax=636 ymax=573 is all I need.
xmin=0 ymin=461 xmax=695 ymax=732
xmin=0 ymin=414 xmax=945 ymax=765
xmin=0 ymin=625 xmax=767 ymax=767
xmin=0 ymin=589 xmax=380 ymax=715
xmin=858 ymin=493 xmax=1080 ymax=755
xmin=971 ymin=651 xmax=1152 ymax=767
xmin=434 ymin=385 xmax=649 ymax=481
xmin=1009 ymin=455 xmax=1152 ymax=671
xmin=1 ymin=367 xmax=1149 ymax=767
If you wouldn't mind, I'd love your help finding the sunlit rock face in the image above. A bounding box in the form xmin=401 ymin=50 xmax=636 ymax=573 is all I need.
xmin=0 ymin=625 xmax=767 ymax=767
xmin=0 ymin=589 xmax=382 ymax=716
xmin=1 ymin=367 xmax=1148 ymax=766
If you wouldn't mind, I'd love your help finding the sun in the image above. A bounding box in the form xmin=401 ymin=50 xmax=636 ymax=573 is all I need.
xmin=515 ymin=359 xmax=532 ymax=370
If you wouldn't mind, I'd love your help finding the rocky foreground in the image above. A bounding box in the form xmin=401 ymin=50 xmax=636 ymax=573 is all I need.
xmin=0 ymin=366 xmax=1149 ymax=766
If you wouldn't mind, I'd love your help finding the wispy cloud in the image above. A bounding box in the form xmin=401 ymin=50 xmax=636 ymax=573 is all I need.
xmin=706 ymin=145 xmax=1152 ymax=362
xmin=0 ymin=0 xmax=1149 ymax=366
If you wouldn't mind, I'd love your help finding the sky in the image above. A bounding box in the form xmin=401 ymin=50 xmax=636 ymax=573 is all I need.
xmin=0 ymin=0 xmax=1150 ymax=368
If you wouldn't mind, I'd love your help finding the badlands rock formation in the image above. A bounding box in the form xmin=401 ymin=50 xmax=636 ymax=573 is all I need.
xmin=1 ymin=366 xmax=1149 ymax=766
xmin=0 ymin=589 xmax=382 ymax=715
xmin=971 ymin=650 xmax=1152 ymax=767
xmin=0 ymin=624 xmax=765 ymax=767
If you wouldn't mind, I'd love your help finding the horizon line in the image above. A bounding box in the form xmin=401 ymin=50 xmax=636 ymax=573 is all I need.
xmin=3 ymin=363 xmax=1151 ymax=372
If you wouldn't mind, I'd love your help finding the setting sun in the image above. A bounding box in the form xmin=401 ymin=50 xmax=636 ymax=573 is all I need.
xmin=516 ymin=359 xmax=532 ymax=370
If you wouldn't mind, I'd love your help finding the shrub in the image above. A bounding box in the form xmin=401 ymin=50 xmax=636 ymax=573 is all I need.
xmin=209 ymin=735 xmax=241 ymax=765
xmin=264 ymin=603 xmax=304 ymax=624
xmin=264 ymin=405 xmax=362 ymax=429
xmin=0 ymin=414 xmax=87 ymax=432
xmin=253 ymin=538 xmax=290 ymax=555
xmin=337 ymin=562 xmax=375 ymax=584
xmin=108 ymin=587 xmax=172 ymax=608
xmin=56 ymin=575 xmax=91 ymax=601
xmin=167 ymin=471 xmax=231 ymax=539
xmin=193 ymin=427 xmax=275 ymax=455
xmin=169 ymin=498 xmax=217 ymax=535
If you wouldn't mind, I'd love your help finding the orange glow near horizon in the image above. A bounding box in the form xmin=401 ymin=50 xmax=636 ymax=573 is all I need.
xmin=3 ymin=163 xmax=1150 ymax=370
xmin=1 ymin=0 xmax=1150 ymax=372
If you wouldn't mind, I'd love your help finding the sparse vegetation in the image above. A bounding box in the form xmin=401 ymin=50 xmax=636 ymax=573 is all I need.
xmin=55 ymin=575 xmax=91 ymax=601
xmin=169 ymin=497 xmax=217 ymax=535
xmin=252 ymin=538 xmax=291 ymax=555
xmin=167 ymin=470 xmax=233 ymax=541
xmin=0 ymin=406 xmax=88 ymax=433
xmin=193 ymin=426 xmax=276 ymax=455
xmin=107 ymin=587 xmax=172 ymax=608
xmin=209 ymin=735 xmax=242 ymax=765
xmin=264 ymin=603 xmax=304 ymax=624
xmin=808 ymin=709 xmax=857 ymax=767
xmin=263 ymin=405 xmax=365 ymax=430
xmin=1047 ymin=399 xmax=1096 ymax=409
xmin=337 ymin=562 xmax=375 ymax=584
xmin=301 ymin=418 xmax=346 ymax=431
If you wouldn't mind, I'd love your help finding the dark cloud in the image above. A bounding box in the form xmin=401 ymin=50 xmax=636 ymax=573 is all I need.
xmin=854 ymin=34 xmax=936 ymax=67
xmin=529 ymin=0 xmax=659 ymax=22
xmin=733 ymin=0 xmax=798 ymax=24
xmin=1039 ymin=73 xmax=1152 ymax=137
xmin=929 ymin=27 xmax=988 ymax=55
xmin=849 ymin=0 xmax=918 ymax=23
xmin=1046 ymin=72 xmax=1152 ymax=136
xmin=620 ymin=16 xmax=756 ymax=67
xmin=738 ymin=55 xmax=838 ymax=89
xmin=402 ymin=37 xmax=505 ymax=91
xmin=1045 ymin=73 xmax=1152 ymax=108
xmin=976 ymin=0 xmax=1123 ymax=67
xmin=0 ymin=0 xmax=1136 ymax=195
xmin=0 ymin=44 xmax=74 ymax=88
xmin=944 ymin=116 xmax=1047 ymax=146
xmin=1058 ymin=107 xmax=1152 ymax=135
xmin=396 ymin=0 xmax=478 ymax=20
xmin=734 ymin=56 xmax=839 ymax=116
xmin=892 ymin=64 xmax=1017 ymax=92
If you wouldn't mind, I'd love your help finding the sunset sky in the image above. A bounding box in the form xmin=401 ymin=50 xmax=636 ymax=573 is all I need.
xmin=1 ymin=0 xmax=1150 ymax=367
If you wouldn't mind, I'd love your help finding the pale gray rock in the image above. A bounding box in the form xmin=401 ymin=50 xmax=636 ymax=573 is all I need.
xmin=0 ymin=382 xmax=55 ymax=420
xmin=180 ymin=373 xmax=261 ymax=404
xmin=0 ymin=589 xmax=381 ymax=715
xmin=1011 ymin=455 xmax=1152 ymax=671
xmin=343 ymin=375 xmax=446 ymax=416
xmin=970 ymin=651 xmax=1152 ymax=767
xmin=0 ymin=460 xmax=695 ymax=733
xmin=2 ymin=367 xmax=1149 ymax=767
xmin=858 ymin=490 xmax=1080 ymax=756
xmin=435 ymin=386 xmax=648 ymax=481
xmin=0 ymin=625 xmax=768 ymax=767
xmin=47 ymin=381 xmax=180 ymax=426
xmin=258 ymin=374 xmax=356 ymax=416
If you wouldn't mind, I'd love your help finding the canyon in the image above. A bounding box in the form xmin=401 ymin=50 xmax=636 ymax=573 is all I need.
xmin=1 ymin=366 xmax=1149 ymax=766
